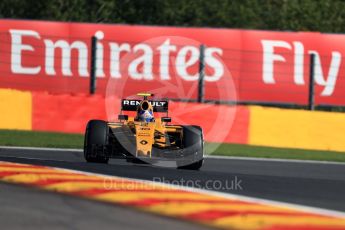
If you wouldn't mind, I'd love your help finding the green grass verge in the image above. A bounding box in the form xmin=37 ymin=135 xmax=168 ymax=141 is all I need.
xmin=1 ymin=129 xmax=345 ymax=162
xmin=206 ymin=143 xmax=345 ymax=162
xmin=0 ymin=129 xmax=83 ymax=149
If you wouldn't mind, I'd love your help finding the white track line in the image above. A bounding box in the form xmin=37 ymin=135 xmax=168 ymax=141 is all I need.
xmin=52 ymin=164 xmax=345 ymax=218
xmin=206 ymin=155 xmax=345 ymax=165
xmin=1 ymin=147 xmax=345 ymax=218
xmin=5 ymin=160 xmax=345 ymax=218
xmin=1 ymin=145 xmax=345 ymax=165
xmin=0 ymin=146 xmax=82 ymax=152
xmin=0 ymin=155 xmax=75 ymax=163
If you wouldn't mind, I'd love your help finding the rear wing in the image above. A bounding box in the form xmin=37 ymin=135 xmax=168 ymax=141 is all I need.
xmin=121 ymin=99 xmax=169 ymax=112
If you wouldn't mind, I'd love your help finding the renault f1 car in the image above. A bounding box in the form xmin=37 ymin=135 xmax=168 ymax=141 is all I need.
xmin=83 ymin=93 xmax=204 ymax=170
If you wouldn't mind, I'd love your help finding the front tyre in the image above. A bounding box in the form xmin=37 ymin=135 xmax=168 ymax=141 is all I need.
xmin=177 ymin=126 xmax=204 ymax=170
xmin=84 ymin=120 xmax=109 ymax=164
xmin=177 ymin=159 xmax=204 ymax=170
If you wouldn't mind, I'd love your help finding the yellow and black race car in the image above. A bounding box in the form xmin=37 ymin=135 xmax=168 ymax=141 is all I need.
xmin=83 ymin=93 xmax=204 ymax=170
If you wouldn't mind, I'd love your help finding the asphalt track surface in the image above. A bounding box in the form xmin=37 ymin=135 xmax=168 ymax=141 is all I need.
xmin=0 ymin=183 xmax=211 ymax=230
xmin=0 ymin=147 xmax=345 ymax=228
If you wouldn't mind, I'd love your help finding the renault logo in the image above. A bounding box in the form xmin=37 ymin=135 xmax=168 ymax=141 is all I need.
xmin=140 ymin=140 xmax=148 ymax=145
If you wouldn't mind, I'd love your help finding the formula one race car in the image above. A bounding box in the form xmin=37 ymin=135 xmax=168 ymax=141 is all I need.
xmin=83 ymin=93 xmax=204 ymax=170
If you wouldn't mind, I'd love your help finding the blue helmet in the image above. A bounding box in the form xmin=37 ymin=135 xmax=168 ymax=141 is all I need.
xmin=138 ymin=109 xmax=154 ymax=122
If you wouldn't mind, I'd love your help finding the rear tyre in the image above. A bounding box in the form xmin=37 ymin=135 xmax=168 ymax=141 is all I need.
xmin=84 ymin=120 xmax=109 ymax=164
xmin=177 ymin=126 xmax=204 ymax=170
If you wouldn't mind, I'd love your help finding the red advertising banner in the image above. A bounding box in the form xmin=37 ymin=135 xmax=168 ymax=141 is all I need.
xmin=0 ymin=19 xmax=345 ymax=106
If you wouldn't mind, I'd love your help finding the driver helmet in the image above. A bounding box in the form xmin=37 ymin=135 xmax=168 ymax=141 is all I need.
xmin=138 ymin=109 xmax=154 ymax=122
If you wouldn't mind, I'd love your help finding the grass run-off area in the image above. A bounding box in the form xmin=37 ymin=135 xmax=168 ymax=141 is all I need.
xmin=1 ymin=129 xmax=345 ymax=162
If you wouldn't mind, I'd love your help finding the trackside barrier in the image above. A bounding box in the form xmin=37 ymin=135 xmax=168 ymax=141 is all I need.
xmin=0 ymin=88 xmax=345 ymax=152
xmin=0 ymin=89 xmax=31 ymax=130
xmin=2 ymin=19 xmax=345 ymax=106
xmin=249 ymin=106 xmax=345 ymax=152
